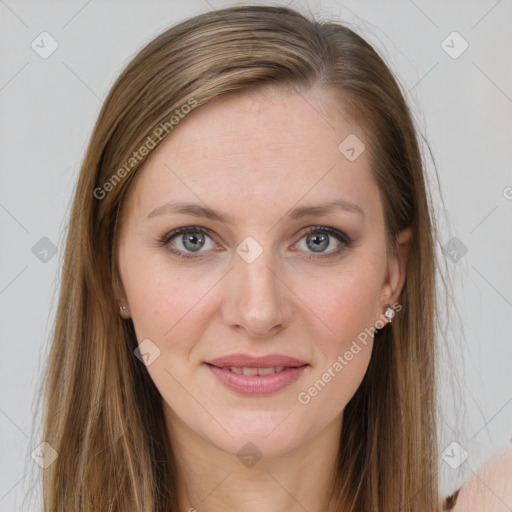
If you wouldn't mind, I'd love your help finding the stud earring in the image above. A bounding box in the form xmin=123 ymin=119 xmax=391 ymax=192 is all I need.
xmin=374 ymin=306 xmax=396 ymax=335
xmin=384 ymin=307 xmax=395 ymax=322
xmin=120 ymin=305 xmax=127 ymax=312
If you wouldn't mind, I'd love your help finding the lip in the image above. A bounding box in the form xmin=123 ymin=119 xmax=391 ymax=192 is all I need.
xmin=204 ymin=353 xmax=310 ymax=397
xmin=205 ymin=364 xmax=309 ymax=396
xmin=206 ymin=353 xmax=308 ymax=368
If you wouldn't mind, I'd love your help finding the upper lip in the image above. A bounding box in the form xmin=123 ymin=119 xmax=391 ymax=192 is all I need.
xmin=205 ymin=353 xmax=308 ymax=368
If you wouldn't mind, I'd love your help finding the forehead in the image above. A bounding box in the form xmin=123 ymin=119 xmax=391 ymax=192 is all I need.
xmin=124 ymin=86 xmax=381 ymax=227
xmin=168 ymin=86 xmax=351 ymax=166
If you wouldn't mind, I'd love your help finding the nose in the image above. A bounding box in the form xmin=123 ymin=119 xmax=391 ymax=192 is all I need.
xmin=222 ymin=245 xmax=292 ymax=339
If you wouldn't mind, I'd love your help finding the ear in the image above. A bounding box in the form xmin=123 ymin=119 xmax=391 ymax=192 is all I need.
xmin=112 ymin=267 xmax=131 ymax=319
xmin=378 ymin=227 xmax=412 ymax=310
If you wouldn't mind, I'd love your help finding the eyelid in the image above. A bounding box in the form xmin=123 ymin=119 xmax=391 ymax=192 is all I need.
xmin=299 ymin=225 xmax=352 ymax=245
xmin=161 ymin=225 xmax=214 ymax=245
xmin=161 ymin=226 xmax=220 ymax=259
xmin=291 ymin=225 xmax=352 ymax=258
xmin=160 ymin=225 xmax=352 ymax=259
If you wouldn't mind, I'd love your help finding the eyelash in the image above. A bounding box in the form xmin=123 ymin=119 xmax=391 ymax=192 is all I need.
xmin=159 ymin=225 xmax=353 ymax=260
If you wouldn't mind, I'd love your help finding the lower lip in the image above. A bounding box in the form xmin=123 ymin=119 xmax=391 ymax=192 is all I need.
xmin=205 ymin=364 xmax=309 ymax=396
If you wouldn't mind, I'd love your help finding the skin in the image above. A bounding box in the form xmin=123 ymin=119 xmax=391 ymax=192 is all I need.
xmin=115 ymin=86 xmax=411 ymax=511
xmin=454 ymin=446 xmax=512 ymax=511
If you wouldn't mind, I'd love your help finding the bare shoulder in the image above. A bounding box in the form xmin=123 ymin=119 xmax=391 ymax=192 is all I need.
xmin=453 ymin=445 xmax=512 ymax=511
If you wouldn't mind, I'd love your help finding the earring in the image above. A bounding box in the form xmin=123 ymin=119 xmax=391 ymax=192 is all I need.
xmin=384 ymin=307 xmax=395 ymax=322
xmin=120 ymin=305 xmax=127 ymax=312
xmin=374 ymin=306 xmax=395 ymax=335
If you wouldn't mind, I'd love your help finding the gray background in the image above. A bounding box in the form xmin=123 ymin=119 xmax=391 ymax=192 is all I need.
xmin=1 ymin=0 xmax=511 ymax=509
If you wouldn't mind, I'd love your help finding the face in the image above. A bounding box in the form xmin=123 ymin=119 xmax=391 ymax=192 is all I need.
xmin=115 ymin=86 xmax=409 ymax=458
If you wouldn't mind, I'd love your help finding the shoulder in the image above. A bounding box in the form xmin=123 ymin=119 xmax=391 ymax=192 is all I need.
xmin=452 ymin=445 xmax=512 ymax=511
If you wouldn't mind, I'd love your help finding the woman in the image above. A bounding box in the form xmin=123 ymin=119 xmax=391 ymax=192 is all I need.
xmin=38 ymin=4 xmax=511 ymax=511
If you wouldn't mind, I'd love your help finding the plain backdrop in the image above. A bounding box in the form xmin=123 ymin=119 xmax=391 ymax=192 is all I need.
xmin=0 ymin=0 xmax=511 ymax=510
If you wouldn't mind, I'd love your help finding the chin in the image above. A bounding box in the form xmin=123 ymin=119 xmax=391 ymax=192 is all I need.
xmin=212 ymin=432 xmax=301 ymax=461
xmin=201 ymin=411 xmax=313 ymax=458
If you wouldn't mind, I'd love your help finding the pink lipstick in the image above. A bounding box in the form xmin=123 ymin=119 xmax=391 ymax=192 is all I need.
xmin=204 ymin=353 xmax=309 ymax=396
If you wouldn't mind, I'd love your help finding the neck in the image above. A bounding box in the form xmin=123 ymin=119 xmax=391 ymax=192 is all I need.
xmin=164 ymin=406 xmax=343 ymax=512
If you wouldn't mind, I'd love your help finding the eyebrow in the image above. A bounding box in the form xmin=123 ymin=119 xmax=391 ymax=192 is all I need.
xmin=146 ymin=198 xmax=365 ymax=223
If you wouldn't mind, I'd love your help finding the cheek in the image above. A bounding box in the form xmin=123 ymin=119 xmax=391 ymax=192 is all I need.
xmin=307 ymin=260 xmax=383 ymax=348
xmin=296 ymin=292 xmax=377 ymax=420
xmin=119 ymin=244 xmax=222 ymax=343
xmin=298 ymin=259 xmax=383 ymax=407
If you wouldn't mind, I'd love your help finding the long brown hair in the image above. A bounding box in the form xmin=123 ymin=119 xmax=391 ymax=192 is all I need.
xmin=37 ymin=4 xmax=442 ymax=511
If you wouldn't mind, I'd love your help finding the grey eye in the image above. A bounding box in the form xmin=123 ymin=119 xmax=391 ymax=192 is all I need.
xmin=305 ymin=232 xmax=330 ymax=252
xmin=293 ymin=226 xmax=350 ymax=257
xmin=181 ymin=232 xmax=205 ymax=252
xmin=169 ymin=230 xmax=216 ymax=253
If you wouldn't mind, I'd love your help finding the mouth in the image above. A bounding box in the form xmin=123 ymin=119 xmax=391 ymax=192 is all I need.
xmin=205 ymin=353 xmax=308 ymax=369
xmin=206 ymin=364 xmax=294 ymax=376
xmin=203 ymin=355 xmax=310 ymax=396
